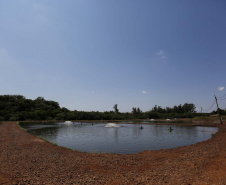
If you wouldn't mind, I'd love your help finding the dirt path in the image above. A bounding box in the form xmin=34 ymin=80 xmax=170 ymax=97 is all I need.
xmin=0 ymin=122 xmax=226 ymax=184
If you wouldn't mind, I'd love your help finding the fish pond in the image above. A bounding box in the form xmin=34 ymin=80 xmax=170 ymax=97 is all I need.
xmin=19 ymin=122 xmax=218 ymax=154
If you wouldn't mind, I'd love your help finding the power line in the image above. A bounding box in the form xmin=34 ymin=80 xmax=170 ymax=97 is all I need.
xmin=218 ymin=97 xmax=226 ymax=101
xmin=203 ymin=100 xmax=216 ymax=112
xmin=217 ymin=93 xmax=226 ymax=99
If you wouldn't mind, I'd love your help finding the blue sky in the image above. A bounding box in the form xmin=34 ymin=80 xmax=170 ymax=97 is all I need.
xmin=0 ymin=0 xmax=226 ymax=112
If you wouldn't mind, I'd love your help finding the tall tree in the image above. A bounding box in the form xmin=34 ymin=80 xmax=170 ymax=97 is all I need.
xmin=137 ymin=107 xmax=141 ymax=114
xmin=132 ymin=107 xmax=137 ymax=114
xmin=113 ymin=104 xmax=119 ymax=113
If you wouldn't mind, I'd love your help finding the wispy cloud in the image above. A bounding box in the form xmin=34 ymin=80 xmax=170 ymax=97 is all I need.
xmin=157 ymin=50 xmax=166 ymax=59
xmin=218 ymin=87 xmax=224 ymax=91
xmin=142 ymin=90 xmax=147 ymax=94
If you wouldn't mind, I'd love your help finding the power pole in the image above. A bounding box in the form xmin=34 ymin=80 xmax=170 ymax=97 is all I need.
xmin=214 ymin=95 xmax=223 ymax=124
xmin=201 ymin=107 xmax=203 ymax=119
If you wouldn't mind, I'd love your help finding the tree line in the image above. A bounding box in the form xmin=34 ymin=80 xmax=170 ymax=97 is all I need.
xmin=0 ymin=95 xmax=207 ymax=121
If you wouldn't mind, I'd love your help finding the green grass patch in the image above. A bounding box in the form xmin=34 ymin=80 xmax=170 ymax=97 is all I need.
xmin=36 ymin=135 xmax=57 ymax=145
xmin=17 ymin=122 xmax=27 ymax=131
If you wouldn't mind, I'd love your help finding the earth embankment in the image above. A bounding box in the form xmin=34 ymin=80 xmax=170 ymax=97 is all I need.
xmin=0 ymin=122 xmax=226 ymax=184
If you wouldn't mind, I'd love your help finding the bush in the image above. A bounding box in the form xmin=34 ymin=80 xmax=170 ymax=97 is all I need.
xmin=9 ymin=116 xmax=19 ymax=121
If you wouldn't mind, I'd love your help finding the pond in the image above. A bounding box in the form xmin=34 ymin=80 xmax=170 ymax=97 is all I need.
xmin=19 ymin=122 xmax=218 ymax=154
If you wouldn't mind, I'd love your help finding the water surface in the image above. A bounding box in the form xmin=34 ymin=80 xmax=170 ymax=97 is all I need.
xmin=20 ymin=122 xmax=218 ymax=154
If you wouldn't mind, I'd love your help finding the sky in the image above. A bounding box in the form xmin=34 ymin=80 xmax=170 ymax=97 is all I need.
xmin=0 ymin=0 xmax=226 ymax=113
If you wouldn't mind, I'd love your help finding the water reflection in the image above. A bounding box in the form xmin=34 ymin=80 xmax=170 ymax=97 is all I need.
xmin=20 ymin=122 xmax=218 ymax=154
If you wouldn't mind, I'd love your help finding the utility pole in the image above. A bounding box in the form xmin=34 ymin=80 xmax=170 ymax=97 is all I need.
xmin=214 ymin=95 xmax=223 ymax=124
xmin=201 ymin=107 xmax=203 ymax=119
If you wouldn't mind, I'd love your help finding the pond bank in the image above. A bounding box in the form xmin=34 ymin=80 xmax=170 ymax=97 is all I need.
xmin=0 ymin=121 xmax=226 ymax=184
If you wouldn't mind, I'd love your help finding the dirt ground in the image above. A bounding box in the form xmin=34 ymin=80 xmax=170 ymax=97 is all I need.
xmin=0 ymin=121 xmax=226 ymax=185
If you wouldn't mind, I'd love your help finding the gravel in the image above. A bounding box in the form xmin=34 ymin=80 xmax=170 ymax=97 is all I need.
xmin=0 ymin=122 xmax=226 ymax=185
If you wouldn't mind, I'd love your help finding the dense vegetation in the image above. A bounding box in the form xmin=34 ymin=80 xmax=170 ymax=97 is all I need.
xmin=211 ymin=109 xmax=226 ymax=115
xmin=0 ymin=95 xmax=207 ymax=121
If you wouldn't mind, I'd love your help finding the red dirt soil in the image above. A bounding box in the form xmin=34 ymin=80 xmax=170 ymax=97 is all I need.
xmin=0 ymin=122 xmax=226 ymax=184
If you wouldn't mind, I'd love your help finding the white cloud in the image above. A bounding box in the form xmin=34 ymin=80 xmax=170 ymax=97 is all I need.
xmin=157 ymin=50 xmax=164 ymax=56
xmin=156 ymin=50 xmax=166 ymax=59
xmin=142 ymin=91 xmax=147 ymax=94
xmin=218 ymin=87 xmax=224 ymax=91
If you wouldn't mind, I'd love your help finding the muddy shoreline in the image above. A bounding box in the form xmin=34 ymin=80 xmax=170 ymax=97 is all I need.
xmin=0 ymin=122 xmax=226 ymax=184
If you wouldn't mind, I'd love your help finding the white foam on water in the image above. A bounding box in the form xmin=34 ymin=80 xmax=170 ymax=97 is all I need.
xmin=105 ymin=123 xmax=120 ymax=128
xmin=64 ymin=121 xmax=73 ymax=125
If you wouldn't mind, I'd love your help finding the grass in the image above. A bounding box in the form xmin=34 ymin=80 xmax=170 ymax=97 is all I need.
xmin=36 ymin=135 xmax=57 ymax=146
xmin=193 ymin=115 xmax=225 ymax=121
xmin=17 ymin=122 xmax=27 ymax=132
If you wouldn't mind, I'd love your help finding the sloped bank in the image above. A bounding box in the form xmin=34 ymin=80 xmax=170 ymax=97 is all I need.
xmin=0 ymin=121 xmax=226 ymax=184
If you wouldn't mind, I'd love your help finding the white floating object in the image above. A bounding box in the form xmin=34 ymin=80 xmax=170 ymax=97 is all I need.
xmin=150 ymin=119 xmax=155 ymax=121
xmin=166 ymin=119 xmax=171 ymax=121
xmin=105 ymin=123 xmax=120 ymax=127
xmin=64 ymin=121 xmax=73 ymax=124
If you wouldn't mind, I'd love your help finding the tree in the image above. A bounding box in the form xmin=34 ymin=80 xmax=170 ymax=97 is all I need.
xmin=182 ymin=103 xmax=196 ymax=113
xmin=113 ymin=104 xmax=119 ymax=113
xmin=132 ymin=107 xmax=137 ymax=114
xmin=0 ymin=95 xmax=199 ymax=121
xmin=137 ymin=107 xmax=141 ymax=114
xmin=132 ymin=107 xmax=142 ymax=114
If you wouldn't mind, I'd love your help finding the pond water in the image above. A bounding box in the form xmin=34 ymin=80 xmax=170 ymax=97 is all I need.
xmin=20 ymin=122 xmax=218 ymax=154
